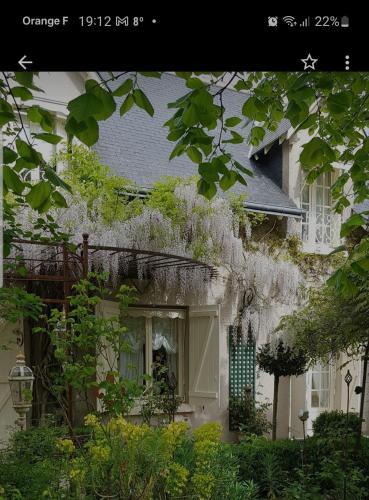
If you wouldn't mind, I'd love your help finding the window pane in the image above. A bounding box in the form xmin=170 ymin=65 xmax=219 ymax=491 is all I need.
xmin=120 ymin=317 xmax=146 ymax=381
xmin=320 ymin=390 xmax=329 ymax=408
xmin=321 ymin=371 xmax=329 ymax=389
xmin=312 ymin=372 xmax=320 ymax=390
xmin=311 ymin=391 xmax=319 ymax=408
xmin=152 ymin=317 xmax=179 ymax=392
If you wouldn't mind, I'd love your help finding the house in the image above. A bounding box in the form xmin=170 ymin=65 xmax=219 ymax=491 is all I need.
xmin=1 ymin=71 xmax=367 ymax=443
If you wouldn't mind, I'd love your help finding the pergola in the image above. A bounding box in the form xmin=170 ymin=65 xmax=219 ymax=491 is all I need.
xmin=4 ymin=234 xmax=217 ymax=425
xmin=5 ymin=233 xmax=217 ymax=306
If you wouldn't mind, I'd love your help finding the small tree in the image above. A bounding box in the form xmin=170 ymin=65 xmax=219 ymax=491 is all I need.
xmin=279 ymin=274 xmax=369 ymax=447
xmin=257 ymin=340 xmax=307 ymax=440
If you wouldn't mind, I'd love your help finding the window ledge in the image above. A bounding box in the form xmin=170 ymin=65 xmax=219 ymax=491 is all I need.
xmin=128 ymin=402 xmax=194 ymax=417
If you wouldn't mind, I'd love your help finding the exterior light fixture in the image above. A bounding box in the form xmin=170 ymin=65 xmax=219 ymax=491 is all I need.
xmin=8 ymin=353 xmax=34 ymax=430
xmin=298 ymin=409 xmax=309 ymax=441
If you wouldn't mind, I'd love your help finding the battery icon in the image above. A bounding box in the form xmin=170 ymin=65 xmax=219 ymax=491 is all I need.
xmin=341 ymin=16 xmax=349 ymax=27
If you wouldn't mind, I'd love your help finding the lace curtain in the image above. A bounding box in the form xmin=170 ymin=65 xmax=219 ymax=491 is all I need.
xmin=119 ymin=315 xmax=179 ymax=383
xmin=120 ymin=316 xmax=145 ymax=380
xmin=152 ymin=317 xmax=178 ymax=380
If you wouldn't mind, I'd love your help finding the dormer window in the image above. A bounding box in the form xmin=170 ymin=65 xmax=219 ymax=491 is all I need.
xmin=301 ymin=172 xmax=340 ymax=253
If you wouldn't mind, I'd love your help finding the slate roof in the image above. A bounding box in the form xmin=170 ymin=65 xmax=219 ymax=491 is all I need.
xmin=94 ymin=73 xmax=299 ymax=216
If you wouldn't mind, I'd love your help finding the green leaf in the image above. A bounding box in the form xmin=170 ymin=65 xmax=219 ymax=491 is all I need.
xmin=198 ymin=163 xmax=219 ymax=182
xmin=225 ymin=116 xmax=242 ymax=127
xmin=43 ymin=166 xmax=72 ymax=193
xmin=26 ymin=106 xmax=54 ymax=132
xmin=355 ymin=258 xmax=369 ymax=271
xmin=52 ymin=191 xmax=68 ymax=208
xmin=16 ymin=139 xmax=42 ymax=165
xmin=249 ymin=126 xmax=265 ymax=146
xmin=3 ymin=166 xmax=25 ymax=194
xmin=13 ymin=72 xmax=42 ymax=91
xmin=33 ymin=133 xmax=62 ymax=144
xmin=327 ymin=92 xmax=351 ymax=115
xmin=85 ymin=79 xmax=116 ymax=120
xmin=186 ymin=77 xmax=205 ymax=89
xmin=120 ymin=94 xmax=134 ymax=116
xmin=219 ymin=171 xmax=237 ymax=191
xmin=223 ymin=130 xmax=244 ymax=144
xmin=133 ymin=89 xmax=154 ymax=117
xmin=25 ymin=181 xmax=52 ymax=210
xmin=68 ymin=93 xmax=103 ymax=121
xmin=138 ymin=72 xmax=161 ymax=78
xmin=113 ymin=79 xmax=133 ymax=96
xmin=0 ymin=112 xmax=15 ymax=126
xmin=340 ymin=213 xmax=366 ymax=237
xmin=300 ymin=137 xmax=335 ymax=168
xmin=197 ymin=179 xmax=216 ymax=200
xmin=3 ymin=147 xmax=17 ymax=164
xmin=182 ymin=105 xmax=199 ymax=127
xmin=12 ymin=86 xmax=33 ymax=101
xmin=75 ymin=117 xmax=99 ymax=147
xmin=186 ymin=146 xmax=202 ymax=164
xmin=234 ymin=161 xmax=254 ymax=177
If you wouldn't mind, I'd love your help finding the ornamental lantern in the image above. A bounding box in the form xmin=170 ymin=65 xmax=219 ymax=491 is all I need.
xmin=8 ymin=353 xmax=34 ymax=430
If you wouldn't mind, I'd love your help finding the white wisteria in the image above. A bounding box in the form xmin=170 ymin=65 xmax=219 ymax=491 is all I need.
xmin=11 ymin=181 xmax=304 ymax=344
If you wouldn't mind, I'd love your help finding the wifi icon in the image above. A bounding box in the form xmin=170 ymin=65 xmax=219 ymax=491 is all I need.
xmin=283 ymin=16 xmax=297 ymax=26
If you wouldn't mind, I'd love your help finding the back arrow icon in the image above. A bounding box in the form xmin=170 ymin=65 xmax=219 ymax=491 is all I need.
xmin=18 ymin=55 xmax=33 ymax=70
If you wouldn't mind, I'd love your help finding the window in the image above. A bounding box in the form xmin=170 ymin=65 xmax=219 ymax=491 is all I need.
xmin=119 ymin=309 xmax=185 ymax=395
xmin=301 ymin=172 xmax=340 ymax=251
xmin=310 ymin=363 xmax=330 ymax=409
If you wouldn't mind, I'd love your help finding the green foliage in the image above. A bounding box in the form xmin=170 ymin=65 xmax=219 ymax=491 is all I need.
xmin=257 ymin=340 xmax=307 ymax=379
xmin=237 ymin=435 xmax=369 ymax=499
xmin=0 ymin=287 xmax=44 ymax=324
xmin=58 ymin=144 xmax=143 ymax=223
xmin=313 ymin=410 xmax=361 ymax=438
xmin=39 ymin=272 xmax=142 ymax=417
xmin=278 ymin=274 xmax=369 ymax=364
xmin=1 ymin=72 xmax=71 ymax=254
xmin=229 ymin=386 xmax=271 ymax=435
xmin=0 ymin=424 xmax=67 ymax=500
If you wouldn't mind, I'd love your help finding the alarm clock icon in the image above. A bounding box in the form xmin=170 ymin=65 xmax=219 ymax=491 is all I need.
xmin=268 ymin=17 xmax=278 ymax=27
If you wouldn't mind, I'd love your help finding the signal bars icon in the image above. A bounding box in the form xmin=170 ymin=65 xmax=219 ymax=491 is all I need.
xmin=300 ymin=17 xmax=310 ymax=27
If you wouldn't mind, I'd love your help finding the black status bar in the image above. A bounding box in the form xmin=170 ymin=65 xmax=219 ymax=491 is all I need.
xmin=0 ymin=11 xmax=364 ymax=71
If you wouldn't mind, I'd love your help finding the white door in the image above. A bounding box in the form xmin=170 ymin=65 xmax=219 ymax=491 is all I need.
xmin=188 ymin=305 xmax=220 ymax=407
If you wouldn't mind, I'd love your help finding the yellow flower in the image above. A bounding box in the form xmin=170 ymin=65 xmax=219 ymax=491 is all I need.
xmin=84 ymin=413 xmax=100 ymax=428
xmin=193 ymin=422 xmax=222 ymax=443
xmin=89 ymin=444 xmax=110 ymax=462
xmin=56 ymin=438 xmax=75 ymax=454
xmin=163 ymin=421 xmax=189 ymax=451
xmin=191 ymin=472 xmax=215 ymax=500
xmin=69 ymin=458 xmax=86 ymax=483
xmin=165 ymin=462 xmax=189 ymax=496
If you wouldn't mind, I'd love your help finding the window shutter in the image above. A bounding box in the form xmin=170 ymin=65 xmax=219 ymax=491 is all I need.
xmin=188 ymin=305 xmax=220 ymax=403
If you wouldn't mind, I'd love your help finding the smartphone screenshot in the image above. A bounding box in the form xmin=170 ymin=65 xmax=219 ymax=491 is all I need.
xmin=0 ymin=9 xmax=367 ymax=499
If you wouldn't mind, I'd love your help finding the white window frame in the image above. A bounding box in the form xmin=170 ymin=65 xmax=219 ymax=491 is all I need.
xmin=120 ymin=309 xmax=186 ymax=398
xmin=301 ymin=171 xmax=341 ymax=254
xmin=309 ymin=363 xmax=330 ymax=410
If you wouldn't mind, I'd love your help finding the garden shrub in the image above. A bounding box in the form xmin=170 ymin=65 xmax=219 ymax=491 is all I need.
xmin=312 ymin=410 xmax=361 ymax=438
xmin=0 ymin=424 xmax=68 ymax=500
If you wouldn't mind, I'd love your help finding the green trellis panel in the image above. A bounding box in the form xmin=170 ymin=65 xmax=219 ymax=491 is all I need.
xmin=228 ymin=325 xmax=256 ymax=399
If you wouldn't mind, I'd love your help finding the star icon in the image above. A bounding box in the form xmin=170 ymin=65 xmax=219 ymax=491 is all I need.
xmin=301 ymin=53 xmax=318 ymax=70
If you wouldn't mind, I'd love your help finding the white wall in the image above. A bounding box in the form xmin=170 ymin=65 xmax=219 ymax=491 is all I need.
xmin=0 ymin=320 xmax=24 ymax=446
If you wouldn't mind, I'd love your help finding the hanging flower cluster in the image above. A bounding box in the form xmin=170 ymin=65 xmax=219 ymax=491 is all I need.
xmin=11 ymin=178 xmax=304 ymax=343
